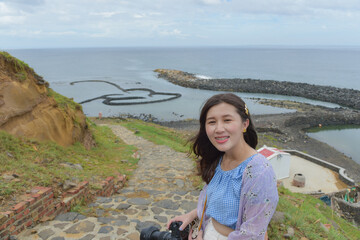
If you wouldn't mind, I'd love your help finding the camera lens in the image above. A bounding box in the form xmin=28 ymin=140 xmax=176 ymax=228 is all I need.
xmin=140 ymin=221 xmax=189 ymax=240
xmin=140 ymin=226 xmax=172 ymax=240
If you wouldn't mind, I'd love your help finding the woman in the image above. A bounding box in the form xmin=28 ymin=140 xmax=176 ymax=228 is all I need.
xmin=167 ymin=93 xmax=278 ymax=239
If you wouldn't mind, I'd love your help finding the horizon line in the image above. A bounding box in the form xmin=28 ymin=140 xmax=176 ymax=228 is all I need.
xmin=3 ymin=44 xmax=360 ymax=51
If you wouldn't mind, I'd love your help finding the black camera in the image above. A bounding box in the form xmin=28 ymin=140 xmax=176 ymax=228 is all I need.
xmin=140 ymin=221 xmax=190 ymax=240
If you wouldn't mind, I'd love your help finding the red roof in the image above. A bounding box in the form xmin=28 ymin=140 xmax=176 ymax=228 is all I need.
xmin=259 ymin=148 xmax=275 ymax=158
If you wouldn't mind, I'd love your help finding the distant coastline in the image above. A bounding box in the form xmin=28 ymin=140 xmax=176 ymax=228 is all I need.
xmin=154 ymin=69 xmax=360 ymax=111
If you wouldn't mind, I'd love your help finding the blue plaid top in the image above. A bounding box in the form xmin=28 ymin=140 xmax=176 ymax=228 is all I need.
xmin=205 ymin=154 xmax=256 ymax=229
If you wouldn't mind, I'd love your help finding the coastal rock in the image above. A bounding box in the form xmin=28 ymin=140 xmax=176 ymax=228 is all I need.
xmin=155 ymin=69 xmax=360 ymax=110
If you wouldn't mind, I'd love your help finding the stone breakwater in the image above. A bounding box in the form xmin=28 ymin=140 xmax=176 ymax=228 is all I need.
xmin=154 ymin=69 xmax=360 ymax=110
xmin=255 ymin=99 xmax=360 ymax=127
xmin=70 ymin=80 xmax=181 ymax=105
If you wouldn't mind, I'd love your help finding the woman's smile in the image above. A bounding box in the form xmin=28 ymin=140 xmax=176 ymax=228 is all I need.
xmin=215 ymin=136 xmax=230 ymax=144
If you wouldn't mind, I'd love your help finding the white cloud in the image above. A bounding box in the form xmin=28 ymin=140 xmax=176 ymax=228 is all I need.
xmin=0 ymin=15 xmax=26 ymax=25
xmin=0 ymin=29 xmax=42 ymax=36
xmin=48 ymin=31 xmax=78 ymax=36
xmin=133 ymin=13 xmax=145 ymax=19
xmin=0 ymin=2 xmax=11 ymax=14
xmin=159 ymin=29 xmax=187 ymax=37
xmin=220 ymin=0 xmax=360 ymax=16
xmin=200 ymin=0 xmax=223 ymax=5
xmin=0 ymin=0 xmax=360 ymax=48
xmin=90 ymin=11 xmax=123 ymax=18
xmin=0 ymin=2 xmax=28 ymax=25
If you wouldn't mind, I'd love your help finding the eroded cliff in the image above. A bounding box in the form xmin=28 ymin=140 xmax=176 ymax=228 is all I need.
xmin=0 ymin=52 xmax=95 ymax=148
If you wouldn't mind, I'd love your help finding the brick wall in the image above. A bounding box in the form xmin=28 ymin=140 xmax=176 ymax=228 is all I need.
xmin=0 ymin=174 xmax=126 ymax=240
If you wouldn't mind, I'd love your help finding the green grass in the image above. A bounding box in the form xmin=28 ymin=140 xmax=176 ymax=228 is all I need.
xmin=268 ymin=187 xmax=360 ymax=239
xmin=0 ymin=120 xmax=138 ymax=206
xmin=47 ymin=88 xmax=82 ymax=112
xmin=0 ymin=51 xmax=40 ymax=82
xmin=0 ymin=51 xmax=31 ymax=72
xmin=115 ymin=118 xmax=191 ymax=153
xmin=257 ymin=132 xmax=280 ymax=149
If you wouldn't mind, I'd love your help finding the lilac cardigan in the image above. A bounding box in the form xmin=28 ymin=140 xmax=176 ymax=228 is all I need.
xmin=197 ymin=154 xmax=279 ymax=239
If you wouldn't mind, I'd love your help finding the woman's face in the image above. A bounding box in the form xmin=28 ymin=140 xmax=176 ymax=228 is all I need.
xmin=205 ymin=102 xmax=248 ymax=153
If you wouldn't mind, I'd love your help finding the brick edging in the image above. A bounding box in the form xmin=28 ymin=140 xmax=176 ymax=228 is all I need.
xmin=0 ymin=174 xmax=126 ymax=240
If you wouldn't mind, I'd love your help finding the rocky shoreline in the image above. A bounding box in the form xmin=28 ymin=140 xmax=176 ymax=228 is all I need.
xmin=152 ymin=69 xmax=360 ymax=184
xmin=154 ymin=69 xmax=360 ymax=110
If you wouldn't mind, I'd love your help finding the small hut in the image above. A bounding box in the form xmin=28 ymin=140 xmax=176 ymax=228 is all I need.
xmin=258 ymin=145 xmax=291 ymax=180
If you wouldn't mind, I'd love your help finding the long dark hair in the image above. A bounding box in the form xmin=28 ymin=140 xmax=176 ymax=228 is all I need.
xmin=191 ymin=93 xmax=258 ymax=184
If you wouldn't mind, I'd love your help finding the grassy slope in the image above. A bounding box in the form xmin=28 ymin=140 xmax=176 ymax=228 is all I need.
xmin=0 ymin=121 xmax=138 ymax=205
xmin=0 ymin=51 xmax=43 ymax=82
xmin=115 ymin=119 xmax=360 ymax=240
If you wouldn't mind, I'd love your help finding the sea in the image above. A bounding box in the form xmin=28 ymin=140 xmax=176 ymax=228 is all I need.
xmin=5 ymin=46 xmax=360 ymax=164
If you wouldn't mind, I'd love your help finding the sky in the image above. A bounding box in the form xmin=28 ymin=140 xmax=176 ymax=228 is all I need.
xmin=1 ymin=0 xmax=360 ymax=49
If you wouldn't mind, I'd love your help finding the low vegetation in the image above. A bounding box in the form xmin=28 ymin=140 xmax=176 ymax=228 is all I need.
xmin=270 ymin=187 xmax=359 ymax=239
xmin=0 ymin=120 xmax=138 ymax=211
xmin=47 ymin=88 xmax=83 ymax=112
xmin=0 ymin=51 xmax=42 ymax=82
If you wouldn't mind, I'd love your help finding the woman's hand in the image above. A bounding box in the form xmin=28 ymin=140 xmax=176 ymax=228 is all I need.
xmin=167 ymin=213 xmax=193 ymax=231
xmin=167 ymin=209 xmax=197 ymax=232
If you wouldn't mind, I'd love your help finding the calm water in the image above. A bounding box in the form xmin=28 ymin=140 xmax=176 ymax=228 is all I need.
xmin=308 ymin=129 xmax=360 ymax=164
xmin=6 ymin=47 xmax=360 ymax=164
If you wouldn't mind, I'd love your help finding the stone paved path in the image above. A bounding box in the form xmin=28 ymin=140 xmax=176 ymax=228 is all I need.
xmin=19 ymin=125 xmax=199 ymax=240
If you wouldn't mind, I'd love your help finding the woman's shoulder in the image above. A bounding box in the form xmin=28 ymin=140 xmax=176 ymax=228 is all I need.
xmin=248 ymin=152 xmax=268 ymax=166
xmin=243 ymin=153 xmax=274 ymax=178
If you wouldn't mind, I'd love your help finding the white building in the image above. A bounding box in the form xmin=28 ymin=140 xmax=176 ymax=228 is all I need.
xmin=258 ymin=145 xmax=291 ymax=180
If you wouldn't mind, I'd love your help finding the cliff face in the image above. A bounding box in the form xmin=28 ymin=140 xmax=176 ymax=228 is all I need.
xmin=0 ymin=52 xmax=95 ymax=148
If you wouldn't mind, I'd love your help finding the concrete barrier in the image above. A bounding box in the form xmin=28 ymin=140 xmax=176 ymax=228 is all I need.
xmin=282 ymin=149 xmax=355 ymax=186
